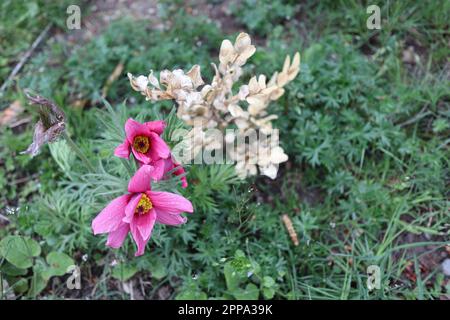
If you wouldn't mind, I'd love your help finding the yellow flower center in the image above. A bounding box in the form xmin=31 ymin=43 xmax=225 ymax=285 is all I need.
xmin=133 ymin=135 xmax=150 ymax=153
xmin=135 ymin=194 xmax=153 ymax=215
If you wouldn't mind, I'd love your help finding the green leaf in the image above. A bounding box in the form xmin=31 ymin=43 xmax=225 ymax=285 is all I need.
xmin=233 ymin=283 xmax=259 ymax=300
xmin=432 ymin=118 xmax=449 ymax=133
xmin=42 ymin=251 xmax=74 ymax=280
xmin=303 ymin=43 xmax=324 ymax=65
xmin=235 ymin=249 xmax=245 ymax=258
xmin=0 ymin=235 xmax=41 ymax=269
xmin=11 ymin=278 xmax=29 ymax=294
xmin=111 ymin=263 xmax=138 ymax=281
xmin=263 ymin=276 xmax=275 ymax=288
xmin=224 ymin=262 xmax=243 ymax=291
xmin=150 ymin=259 xmax=168 ymax=280
xmin=0 ymin=261 xmax=28 ymax=276
xmin=176 ymin=290 xmax=208 ymax=300
xmin=28 ymin=268 xmax=48 ymax=298
xmin=262 ymin=287 xmax=275 ymax=299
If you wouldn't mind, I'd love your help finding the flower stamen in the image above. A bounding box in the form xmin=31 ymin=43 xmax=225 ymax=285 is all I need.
xmin=135 ymin=194 xmax=153 ymax=215
xmin=133 ymin=135 xmax=150 ymax=153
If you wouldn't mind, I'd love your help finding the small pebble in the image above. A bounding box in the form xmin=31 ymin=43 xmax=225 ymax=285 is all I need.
xmin=442 ymin=258 xmax=450 ymax=276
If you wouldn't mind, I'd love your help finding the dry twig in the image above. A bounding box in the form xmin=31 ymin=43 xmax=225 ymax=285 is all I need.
xmin=0 ymin=23 xmax=52 ymax=97
xmin=281 ymin=214 xmax=299 ymax=246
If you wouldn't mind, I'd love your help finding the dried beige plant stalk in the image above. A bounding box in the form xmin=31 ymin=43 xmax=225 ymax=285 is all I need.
xmin=128 ymin=33 xmax=300 ymax=179
xmin=281 ymin=214 xmax=299 ymax=246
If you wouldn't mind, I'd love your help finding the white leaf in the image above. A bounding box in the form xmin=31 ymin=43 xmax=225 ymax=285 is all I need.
xmin=271 ymin=146 xmax=288 ymax=163
xmin=186 ymin=65 xmax=204 ymax=88
xmin=147 ymin=71 xmax=160 ymax=88
xmin=135 ymin=75 xmax=148 ymax=91
xmin=238 ymin=85 xmax=249 ymax=100
xmin=219 ymin=39 xmax=234 ymax=65
xmin=260 ymin=164 xmax=278 ymax=179
xmin=234 ymin=33 xmax=251 ymax=53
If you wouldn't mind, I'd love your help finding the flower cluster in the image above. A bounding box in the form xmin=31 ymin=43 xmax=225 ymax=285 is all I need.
xmin=92 ymin=118 xmax=192 ymax=256
xmin=128 ymin=32 xmax=300 ymax=179
xmin=114 ymin=118 xmax=188 ymax=187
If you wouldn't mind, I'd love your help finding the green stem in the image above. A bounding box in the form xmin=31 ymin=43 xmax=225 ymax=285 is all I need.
xmin=0 ymin=270 xmax=3 ymax=300
xmin=120 ymin=158 xmax=134 ymax=178
xmin=62 ymin=132 xmax=95 ymax=172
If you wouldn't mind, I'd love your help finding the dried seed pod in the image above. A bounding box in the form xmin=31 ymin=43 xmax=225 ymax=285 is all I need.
xmin=22 ymin=90 xmax=66 ymax=157
xmin=281 ymin=214 xmax=299 ymax=246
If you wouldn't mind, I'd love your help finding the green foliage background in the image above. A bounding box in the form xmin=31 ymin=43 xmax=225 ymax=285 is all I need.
xmin=0 ymin=0 xmax=449 ymax=299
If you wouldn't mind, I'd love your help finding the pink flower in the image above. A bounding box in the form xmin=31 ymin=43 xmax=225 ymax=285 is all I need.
xmin=168 ymin=158 xmax=188 ymax=188
xmin=114 ymin=118 xmax=170 ymax=165
xmin=92 ymin=165 xmax=193 ymax=256
xmin=153 ymin=156 xmax=189 ymax=188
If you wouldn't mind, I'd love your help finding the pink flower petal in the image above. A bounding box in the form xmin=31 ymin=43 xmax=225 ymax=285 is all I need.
xmin=92 ymin=194 xmax=129 ymax=234
xmin=127 ymin=165 xmax=154 ymax=193
xmin=172 ymin=162 xmax=188 ymax=188
xmin=145 ymin=120 xmax=166 ymax=135
xmin=130 ymin=219 xmax=150 ymax=256
xmin=148 ymin=132 xmax=170 ymax=160
xmin=149 ymin=191 xmax=193 ymax=215
xmin=131 ymin=209 xmax=156 ymax=241
xmin=125 ymin=118 xmax=151 ymax=144
xmin=123 ymin=193 xmax=142 ymax=223
xmin=181 ymin=177 xmax=188 ymax=188
xmin=159 ymin=157 xmax=188 ymax=188
xmin=131 ymin=148 xmax=152 ymax=164
xmin=155 ymin=208 xmax=187 ymax=225
xmin=106 ymin=222 xmax=130 ymax=248
xmin=114 ymin=140 xmax=130 ymax=158
xmin=151 ymin=159 xmax=166 ymax=181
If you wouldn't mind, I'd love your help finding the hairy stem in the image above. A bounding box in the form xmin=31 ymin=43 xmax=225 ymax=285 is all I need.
xmin=62 ymin=132 xmax=95 ymax=172
xmin=120 ymin=158 xmax=134 ymax=178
